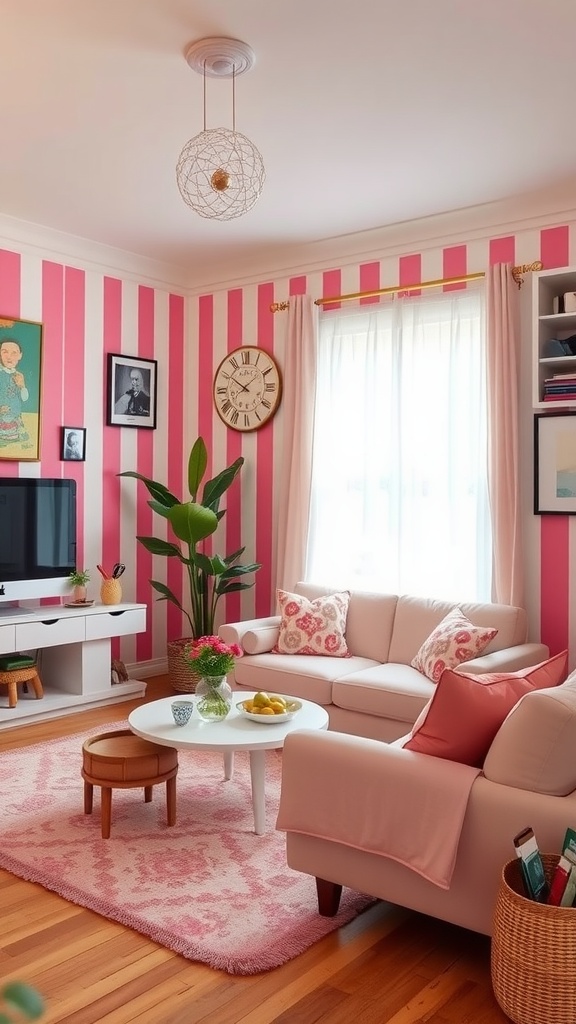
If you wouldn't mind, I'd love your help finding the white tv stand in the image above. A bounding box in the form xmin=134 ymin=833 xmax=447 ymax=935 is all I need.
xmin=0 ymin=601 xmax=147 ymax=730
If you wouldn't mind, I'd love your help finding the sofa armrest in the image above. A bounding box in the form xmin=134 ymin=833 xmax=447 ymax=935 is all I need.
xmin=219 ymin=616 xmax=281 ymax=654
xmin=277 ymin=729 xmax=479 ymax=889
xmin=461 ymin=642 xmax=550 ymax=675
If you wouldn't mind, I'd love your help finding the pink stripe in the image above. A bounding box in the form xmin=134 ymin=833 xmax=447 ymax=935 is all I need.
xmin=62 ymin=267 xmax=86 ymax=567
xmin=489 ymin=236 xmax=515 ymax=265
xmin=166 ymin=293 xmax=185 ymax=642
xmin=102 ymin=278 xmax=123 ymax=656
xmin=289 ymin=276 xmax=307 ymax=296
xmin=0 ymin=250 xmax=21 ymax=477
xmin=359 ymin=261 xmax=380 ymax=305
xmin=197 ymin=296 xmax=214 ymax=471
xmin=539 ymin=225 xmax=570 ymax=656
xmin=0 ymin=249 xmax=21 ymax=316
xmin=41 ymin=262 xmax=65 ymax=475
xmin=322 ymin=269 xmax=341 ymax=311
xmin=541 ymin=225 xmax=570 ymax=270
xmin=223 ymin=289 xmax=244 ymax=625
xmin=398 ymin=254 xmax=421 ymax=296
xmin=442 ymin=245 xmax=467 ymax=291
xmin=254 ymin=282 xmax=276 ymax=616
xmin=135 ymin=287 xmax=155 ymax=662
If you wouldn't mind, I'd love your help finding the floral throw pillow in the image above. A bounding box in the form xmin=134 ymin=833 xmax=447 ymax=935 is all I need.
xmin=411 ymin=607 xmax=498 ymax=683
xmin=273 ymin=589 xmax=351 ymax=657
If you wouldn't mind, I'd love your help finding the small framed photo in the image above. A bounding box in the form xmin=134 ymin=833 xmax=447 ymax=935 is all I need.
xmin=107 ymin=353 xmax=157 ymax=429
xmin=534 ymin=412 xmax=576 ymax=514
xmin=61 ymin=426 xmax=86 ymax=462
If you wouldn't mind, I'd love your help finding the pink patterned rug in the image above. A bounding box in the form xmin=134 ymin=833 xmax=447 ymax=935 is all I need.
xmin=0 ymin=723 xmax=375 ymax=974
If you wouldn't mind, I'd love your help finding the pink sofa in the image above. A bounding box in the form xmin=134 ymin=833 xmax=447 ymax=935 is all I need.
xmin=220 ymin=583 xmax=549 ymax=741
xmin=276 ymin=675 xmax=576 ymax=934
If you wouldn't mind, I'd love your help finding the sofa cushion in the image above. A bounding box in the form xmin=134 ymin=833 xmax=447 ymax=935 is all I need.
xmin=332 ymin=663 xmax=434 ymax=724
xmin=387 ymin=594 xmax=526 ymax=666
xmin=273 ymin=589 xmax=351 ymax=656
xmin=411 ymin=608 xmax=498 ymax=683
xmin=294 ymin=583 xmax=397 ymax=662
xmin=483 ymin=671 xmax=576 ymax=795
xmin=401 ymin=650 xmax=568 ymax=766
xmin=233 ymin=651 xmax=380 ymax=705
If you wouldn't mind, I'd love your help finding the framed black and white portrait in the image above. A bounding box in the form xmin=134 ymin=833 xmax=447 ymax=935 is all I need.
xmin=107 ymin=354 xmax=157 ymax=429
xmin=61 ymin=426 xmax=86 ymax=462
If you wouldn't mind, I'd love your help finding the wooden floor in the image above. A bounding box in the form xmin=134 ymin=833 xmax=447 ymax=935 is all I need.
xmin=0 ymin=677 xmax=511 ymax=1024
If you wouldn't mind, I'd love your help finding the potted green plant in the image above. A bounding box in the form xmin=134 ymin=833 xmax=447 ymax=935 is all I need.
xmin=119 ymin=436 xmax=260 ymax=691
xmin=68 ymin=568 xmax=90 ymax=603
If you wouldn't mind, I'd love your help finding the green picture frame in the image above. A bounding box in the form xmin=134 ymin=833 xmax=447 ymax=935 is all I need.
xmin=0 ymin=315 xmax=43 ymax=461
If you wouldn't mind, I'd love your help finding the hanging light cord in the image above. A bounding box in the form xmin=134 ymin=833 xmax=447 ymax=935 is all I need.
xmin=203 ymin=60 xmax=207 ymax=131
xmin=232 ymin=63 xmax=236 ymax=132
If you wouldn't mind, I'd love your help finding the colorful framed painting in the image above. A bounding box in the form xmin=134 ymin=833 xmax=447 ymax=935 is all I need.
xmin=0 ymin=315 xmax=43 ymax=461
xmin=61 ymin=426 xmax=86 ymax=462
xmin=106 ymin=353 xmax=157 ymax=429
xmin=534 ymin=412 xmax=576 ymax=514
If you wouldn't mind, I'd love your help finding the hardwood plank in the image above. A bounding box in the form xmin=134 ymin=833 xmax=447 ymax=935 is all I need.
xmin=0 ymin=674 xmax=507 ymax=1024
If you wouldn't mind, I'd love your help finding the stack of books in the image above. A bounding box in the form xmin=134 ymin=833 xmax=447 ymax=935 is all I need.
xmin=543 ymin=372 xmax=576 ymax=401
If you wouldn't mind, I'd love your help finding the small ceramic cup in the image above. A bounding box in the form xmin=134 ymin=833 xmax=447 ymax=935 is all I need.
xmin=171 ymin=699 xmax=194 ymax=727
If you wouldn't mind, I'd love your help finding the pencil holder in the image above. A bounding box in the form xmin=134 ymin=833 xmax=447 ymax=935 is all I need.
xmin=100 ymin=579 xmax=122 ymax=605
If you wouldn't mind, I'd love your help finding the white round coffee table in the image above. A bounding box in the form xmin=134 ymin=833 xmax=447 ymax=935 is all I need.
xmin=128 ymin=691 xmax=329 ymax=835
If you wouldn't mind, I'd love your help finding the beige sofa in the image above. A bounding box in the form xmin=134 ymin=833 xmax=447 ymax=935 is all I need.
xmin=276 ymin=676 xmax=576 ymax=935
xmin=220 ymin=582 xmax=549 ymax=741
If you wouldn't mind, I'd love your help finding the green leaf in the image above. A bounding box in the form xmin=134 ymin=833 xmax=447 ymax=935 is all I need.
xmin=167 ymin=502 xmax=218 ymax=545
xmin=3 ymin=983 xmax=44 ymax=1019
xmin=148 ymin=499 xmax=172 ymax=521
xmin=135 ymin=536 xmax=183 ymax=558
xmin=216 ymin=580 xmax=255 ymax=596
xmin=118 ymin=471 xmax=179 ymax=508
xmin=188 ymin=437 xmax=207 ymax=500
xmin=202 ymin=457 xmax=244 ymax=511
xmin=150 ymin=580 xmax=184 ymax=608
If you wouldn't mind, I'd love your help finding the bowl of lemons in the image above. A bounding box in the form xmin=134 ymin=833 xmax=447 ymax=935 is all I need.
xmin=237 ymin=691 xmax=302 ymax=723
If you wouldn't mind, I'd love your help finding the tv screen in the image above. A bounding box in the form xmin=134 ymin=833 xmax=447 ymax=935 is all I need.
xmin=0 ymin=478 xmax=77 ymax=602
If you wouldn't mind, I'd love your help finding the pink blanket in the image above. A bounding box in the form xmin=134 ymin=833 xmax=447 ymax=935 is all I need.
xmin=276 ymin=732 xmax=480 ymax=889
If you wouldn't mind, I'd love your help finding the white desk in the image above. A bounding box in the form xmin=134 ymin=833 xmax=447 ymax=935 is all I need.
xmin=128 ymin=691 xmax=329 ymax=835
xmin=0 ymin=602 xmax=147 ymax=729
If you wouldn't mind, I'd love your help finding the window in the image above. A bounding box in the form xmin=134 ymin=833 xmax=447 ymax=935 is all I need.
xmin=305 ymin=286 xmax=490 ymax=601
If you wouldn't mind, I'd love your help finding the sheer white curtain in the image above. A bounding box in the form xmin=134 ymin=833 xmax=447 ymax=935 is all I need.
xmin=305 ymin=286 xmax=491 ymax=601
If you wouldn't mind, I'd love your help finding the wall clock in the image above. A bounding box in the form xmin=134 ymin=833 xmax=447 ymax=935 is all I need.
xmin=213 ymin=346 xmax=282 ymax=432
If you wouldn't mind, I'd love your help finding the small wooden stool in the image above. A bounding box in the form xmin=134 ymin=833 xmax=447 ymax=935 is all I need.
xmin=81 ymin=729 xmax=178 ymax=839
xmin=0 ymin=666 xmax=44 ymax=708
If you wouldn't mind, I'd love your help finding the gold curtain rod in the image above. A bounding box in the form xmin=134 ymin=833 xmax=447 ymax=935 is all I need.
xmin=269 ymin=261 xmax=543 ymax=312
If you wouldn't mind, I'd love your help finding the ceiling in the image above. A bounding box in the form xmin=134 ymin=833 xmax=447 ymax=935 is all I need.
xmin=2 ymin=0 xmax=576 ymax=287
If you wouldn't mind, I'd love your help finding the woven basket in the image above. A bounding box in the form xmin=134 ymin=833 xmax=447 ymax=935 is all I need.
xmin=167 ymin=638 xmax=201 ymax=694
xmin=491 ymin=854 xmax=576 ymax=1024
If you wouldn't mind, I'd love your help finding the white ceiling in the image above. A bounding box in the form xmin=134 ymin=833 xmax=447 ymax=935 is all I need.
xmin=2 ymin=0 xmax=576 ymax=287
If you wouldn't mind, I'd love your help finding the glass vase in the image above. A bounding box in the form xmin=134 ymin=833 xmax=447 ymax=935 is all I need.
xmin=196 ymin=675 xmax=233 ymax=722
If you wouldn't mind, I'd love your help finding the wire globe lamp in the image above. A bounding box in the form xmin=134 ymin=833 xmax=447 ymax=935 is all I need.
xmin=176 ymin=37 xmax=265 ymax=221
xmin=176 ymin=126 xmax=265 ymax=221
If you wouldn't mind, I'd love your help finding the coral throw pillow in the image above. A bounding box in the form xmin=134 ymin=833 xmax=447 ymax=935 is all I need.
xmin=273 ymin=589 xmax=351 ymax=657
xmin=402 ymin=650 xmax=568 ymax=766
xmin=411 ymin=607 xmax=498 ymax=682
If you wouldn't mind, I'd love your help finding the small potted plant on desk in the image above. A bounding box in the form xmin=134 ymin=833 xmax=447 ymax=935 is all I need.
xmin=68 ymin=568 xmax=91 ymax=604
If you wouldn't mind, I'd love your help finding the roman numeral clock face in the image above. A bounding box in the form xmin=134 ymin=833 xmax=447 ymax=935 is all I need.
xmin=213 ymin=346 xmax=282 ymax=431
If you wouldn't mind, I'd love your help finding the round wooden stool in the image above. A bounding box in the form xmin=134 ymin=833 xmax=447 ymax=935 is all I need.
xmin=0 ymin=666 xmax=44 ymax=708
xmin=81 ymin=729 xmax=178 ymax=839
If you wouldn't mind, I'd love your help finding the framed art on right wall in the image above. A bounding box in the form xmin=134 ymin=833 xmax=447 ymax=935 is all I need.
xmin=534 ymin=412 xmax=576 ymax=514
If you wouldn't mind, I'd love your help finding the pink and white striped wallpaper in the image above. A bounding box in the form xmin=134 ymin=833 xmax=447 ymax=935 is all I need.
xmin=0 ymin=212 xmax=575 ymax=672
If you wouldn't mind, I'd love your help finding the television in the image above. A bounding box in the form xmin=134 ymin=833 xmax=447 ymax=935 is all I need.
xmin=0 ymin=477 xmax=77 ymax=606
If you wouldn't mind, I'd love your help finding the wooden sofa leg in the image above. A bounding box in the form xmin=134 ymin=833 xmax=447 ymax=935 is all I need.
xmin=316 ymin=878 xmax=343 ymax=916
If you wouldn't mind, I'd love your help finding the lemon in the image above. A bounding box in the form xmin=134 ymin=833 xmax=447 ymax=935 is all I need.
xmin=243 ymin=700 xmax=255 ymax=712
xmin=253 ymin=691 xmax=271 ymax=707
xmin=270 ymin=701 xmax=286 ymax=715
xmin=259 ymin=706 xmax=275 ymax=715
xmin=269 ymin=694 xmax=287 ymax=708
